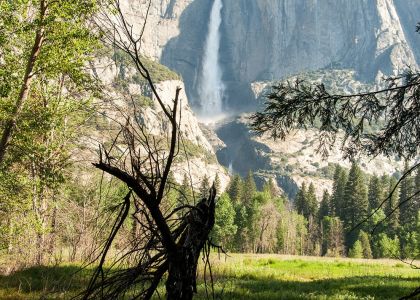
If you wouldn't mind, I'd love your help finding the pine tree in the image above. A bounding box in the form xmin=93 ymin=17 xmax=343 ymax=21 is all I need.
xmin=227 ymin=175 xmax=243 ymax=206
xmin=342 ymin=162 xmax=369 ymax=247
xmin=368 ymin=175 xmax=382 ymax=212
xmin=413 ymin=168 xmax=420 ymax=223
xmin=321 ymin=216 xmax=345 ymax=257
xmin=199 ymin=175 xmax=211 ymax=199
xmin=331 ymin=165 xmax=348 ymax=218
xmin=385 ymin=176 xmax=400 ymax=236
xmin=319 ymin=190 xmax=331 ymax=222
xmin=306 ymin=183 xmax=318 ymax=219
xmin=242 ymin=171 xmax=257 ymax=206
xmin=295 ymin=183 xmax=307 ymax=217
xmin=358 ymin=230 xmax=373 ymax=259
xmin=214 ymin=173 xmax=221 ymax=196
xmin=399 ymin=161 xmax=415 ymax=228
xmin=263 ymin=178 xmax=279 ymax=198
xmin=178 ymin=174 xmax=193 ymax=205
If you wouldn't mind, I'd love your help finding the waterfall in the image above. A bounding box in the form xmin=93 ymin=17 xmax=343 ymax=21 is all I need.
xmin=198 ymin=0 xmax=224 ymax=120
xmin=228 ymin=161 xmax=233 ymax=175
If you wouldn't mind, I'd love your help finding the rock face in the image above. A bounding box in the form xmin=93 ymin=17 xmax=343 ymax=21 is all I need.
xmin=158 ymin=0 xmax=419 ymax=109
xmin=90 ymin=53 xmax=230 ymax=191
xmin=214 ymin=115 xmax=403 ymax=200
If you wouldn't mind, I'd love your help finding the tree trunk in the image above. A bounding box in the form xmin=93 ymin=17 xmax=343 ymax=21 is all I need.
xmin=165 ymin=192 xmax=216 ymax=300
xmin=166 ymin=248 xmax=198 ymax=300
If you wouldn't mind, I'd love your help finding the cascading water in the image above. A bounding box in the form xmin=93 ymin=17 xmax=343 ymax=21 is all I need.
xmin=198 ymin=0 xmax=224 ymax=121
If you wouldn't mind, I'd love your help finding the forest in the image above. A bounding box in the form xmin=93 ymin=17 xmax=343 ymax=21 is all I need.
xmin=213 ymin=163 xmax=419 ymax=259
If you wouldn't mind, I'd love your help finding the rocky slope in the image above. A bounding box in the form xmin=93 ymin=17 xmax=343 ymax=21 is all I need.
xmin=213 ymin=69 xmax=406 ymax=198
xmin=89 ymin=51 xmax=230 ymax=191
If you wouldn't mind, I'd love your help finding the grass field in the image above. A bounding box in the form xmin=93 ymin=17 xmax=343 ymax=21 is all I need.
xmin=0 ymin=254 xmax=418 ymax=299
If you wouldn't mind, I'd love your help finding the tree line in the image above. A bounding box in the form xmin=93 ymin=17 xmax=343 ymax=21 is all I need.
xmin=205 ymin=162 xmax=419 ymax=259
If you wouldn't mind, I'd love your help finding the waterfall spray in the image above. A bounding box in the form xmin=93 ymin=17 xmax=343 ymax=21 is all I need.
xmin=198 ymin=0 xmax=224 ymax=120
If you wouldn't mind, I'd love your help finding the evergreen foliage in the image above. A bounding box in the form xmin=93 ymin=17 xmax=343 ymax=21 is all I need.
xmin=331 ymin=165 xmax=348 ymax=218
xmin=348 ymin=240 xmax=363 ymax=258
xmin=319 ymin=190 xmax=331 ymax=221
xmin=342 ymin=162 xmax=369 ymax=247
xmin=358 ymin=231 xmax=373 ymax=259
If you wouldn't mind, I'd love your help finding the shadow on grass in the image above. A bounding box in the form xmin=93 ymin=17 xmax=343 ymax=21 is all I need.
xmin=0 ymin=265 xmax=90 ymax=299
xmin=0 ymin=266 xmax=418 ymax=300
xmin=198 ymin=275 xmax=420 ymax=300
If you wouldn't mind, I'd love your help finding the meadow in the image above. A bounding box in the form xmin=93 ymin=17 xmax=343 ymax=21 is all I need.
xmin=0 ymin=254 xmax=418 ymax=299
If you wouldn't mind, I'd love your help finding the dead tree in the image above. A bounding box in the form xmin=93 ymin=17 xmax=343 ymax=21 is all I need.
xmin=78 ymin=1 xmax=217 ymax=299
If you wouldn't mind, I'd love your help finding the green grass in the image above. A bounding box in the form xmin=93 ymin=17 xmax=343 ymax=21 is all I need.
xmin=0 ymin=254 xmax=418 ymax=299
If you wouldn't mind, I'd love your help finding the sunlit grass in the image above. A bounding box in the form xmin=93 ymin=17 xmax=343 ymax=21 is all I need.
xmin=0 ymin=254 xmax=418 ymax=299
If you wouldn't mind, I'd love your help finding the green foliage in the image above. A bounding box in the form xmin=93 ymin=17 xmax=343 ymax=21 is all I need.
xmin=358 ymin=231 xmax=373 ymax=259
xmin=368 ymin=175 xmax=382 ymax=211
xmin=385 ymin=176 xmax=400 ymax=235
xmin=242 ymin=171 xmax=257 ymax=206
xmin=321 ymin=216 xmax=344 ymax=257
xmin=199 ymin=175 xmax=210 ymax=199
xmin=348 ymin=240 xmax=363 ymax=258
xmin=376 ymin=233 xmax=400 ymax=258
xmin=212 ymin=193 xmax=237 ymax=249
xmin=342 ymin=162 xmax=368 ymax=247
xmin=227 ymin=175 xmax=243 ymax=206
xmin=331 ymin=165 xmax=348 ymax=217
xmin=177 ymin=174 xmax=194 ymax=205
xmin=295 ymin=182 xmax=318 ymax=219
xmin=319 ymin=189 xmax=331 ymax=221
xmin=399 ymin=161 xmax=416 ymax=229
xmin=399 ymin=229 xmax=419 ymax=259
xmin=112 ymin=49 xmax=179 ymax=84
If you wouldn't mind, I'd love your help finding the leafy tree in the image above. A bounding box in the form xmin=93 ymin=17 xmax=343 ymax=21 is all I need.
xmin=376 ymin=233 xmax=400 ymax=258
xmin=263 ymin=178 xmax=279 ymax=198
xmin=400 ymin=229 xmax=419 ymax=259
xmin=0 ymin=0 xmax=98 ymax=164
xmin=212 ymin=193 xmax=237 ymax=249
